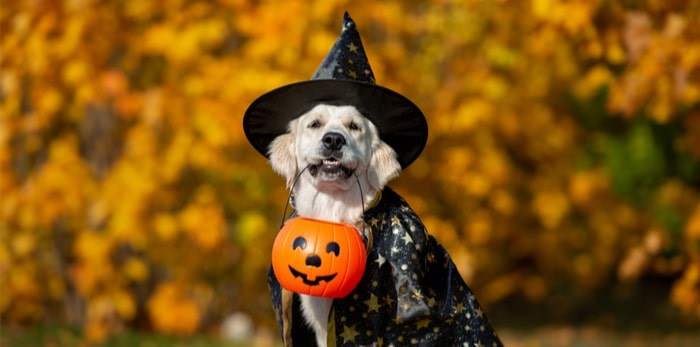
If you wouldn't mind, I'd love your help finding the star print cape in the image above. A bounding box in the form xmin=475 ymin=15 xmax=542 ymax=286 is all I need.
xmin=268 ymin=188 xmax=503 ymax=346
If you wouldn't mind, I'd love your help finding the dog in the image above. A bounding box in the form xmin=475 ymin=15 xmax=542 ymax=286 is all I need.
xmin=268 ymin=104 xmax=399 ymax=346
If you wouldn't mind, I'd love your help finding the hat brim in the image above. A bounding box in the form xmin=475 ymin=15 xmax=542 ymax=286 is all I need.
xmin=243 ymin=80 xmax=428 ymax=169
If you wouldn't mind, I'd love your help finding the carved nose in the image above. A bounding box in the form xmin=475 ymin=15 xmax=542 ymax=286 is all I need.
xmin=305 ymin=254 xmax=322 ymax=268
xmin=322 ymin=132 xmax=346 ymax=151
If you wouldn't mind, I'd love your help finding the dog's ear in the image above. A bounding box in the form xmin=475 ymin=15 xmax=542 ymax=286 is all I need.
xmin=268 ymin=125 xmax=298 ymax=188
xmin=367 ymin=140 xmax=401 ymax=191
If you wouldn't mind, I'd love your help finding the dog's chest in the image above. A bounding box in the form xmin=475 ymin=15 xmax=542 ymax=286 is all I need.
xmin=293 ymin=190 xmax=366 ymax=225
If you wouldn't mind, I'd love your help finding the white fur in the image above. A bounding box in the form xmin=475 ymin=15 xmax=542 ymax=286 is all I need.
xmin=268 ymin=104 xmax=401 ymax=347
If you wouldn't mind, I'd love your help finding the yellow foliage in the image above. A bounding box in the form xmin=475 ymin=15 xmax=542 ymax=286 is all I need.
xmin=152 ymin=213 xmax=179 ymax=241
xmin=489 ymin=189 xmax=517 ymax=216
xmin=122 ymin=257 xmax=149 ymax=283
xmin=7 ymin=264 xmax=41 ymax=299
xmin=532 ymin=189 xmax=570 ymax=229
xmin=573 ymin=65 xmax=613 ymax=99
xmin=74 ymin=231 xmax=112 ymax=263
xmin=180 ymin=202 xmax=226 ymax=249
xmin=83 ymin=289 xmax=137 ymax=343
xmin=11 ymin=232 xmax=36 ymax=258
xmin=236 ymin=211 xmax=269 ymax=245
xmin=672 ymin=262 xmax=700 ymax=316
xmin=465 ymin=209 xmax=494 ymax=246
xmin=685 ymin=204 xmax=700 ymax=240
xmin=147 ymin=282 xmax=202 ymax=335
xmin=568 ymin=170 xmax=608 ymax=207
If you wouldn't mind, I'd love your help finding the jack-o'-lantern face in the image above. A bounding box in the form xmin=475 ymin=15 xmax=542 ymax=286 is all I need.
xmin=271 ymin=217 xmax=366 ymax=298
xmin=288 ymin=235 xmax=340 ymax=285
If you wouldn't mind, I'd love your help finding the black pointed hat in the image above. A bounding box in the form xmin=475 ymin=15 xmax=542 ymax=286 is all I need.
xmin=243 ymin=12 xmax=428 ymax=168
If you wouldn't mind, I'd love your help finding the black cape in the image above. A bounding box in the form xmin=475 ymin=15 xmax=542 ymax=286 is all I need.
xmin=269 ymin=188 xmax=503 ymax=346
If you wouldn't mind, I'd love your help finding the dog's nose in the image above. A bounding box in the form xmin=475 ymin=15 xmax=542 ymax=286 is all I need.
xmin=305 ymin=254 xmax=322 ymax=268
xmin=322 ymin=132 xmax=346 ymax=151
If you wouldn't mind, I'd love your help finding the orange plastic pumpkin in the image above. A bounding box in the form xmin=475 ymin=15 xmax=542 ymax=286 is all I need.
xmin=271 ymin=217 xmax=367 ymax=298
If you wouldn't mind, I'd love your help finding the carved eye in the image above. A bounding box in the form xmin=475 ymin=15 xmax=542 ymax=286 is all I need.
xmin=326 ymin=242 xmax=340 ymax=256
xmin=308 ymin=120 xmax=321 ymax=129
xmin=293 ymin=236 xmax=307 ymax=250
xmin=348 ymin=121 xmax=360 ymax=131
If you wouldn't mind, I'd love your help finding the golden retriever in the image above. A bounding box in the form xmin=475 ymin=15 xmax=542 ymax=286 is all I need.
xmin=268 ymin=104 xmax=399 ymax=346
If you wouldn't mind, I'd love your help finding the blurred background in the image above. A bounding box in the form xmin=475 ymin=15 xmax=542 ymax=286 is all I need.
xmin=1 ymin=0 xmax=700 ymax=346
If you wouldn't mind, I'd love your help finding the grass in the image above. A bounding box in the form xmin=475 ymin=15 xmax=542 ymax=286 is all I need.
xmin=499 ymin=327 xmax=700 ymax=347
xmin=3 ymin=324 xmax=700 ymax=347
xmin=0 ymin=325 xmax=254 ymax=347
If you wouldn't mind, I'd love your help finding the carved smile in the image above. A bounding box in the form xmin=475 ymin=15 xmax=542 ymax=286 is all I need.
xmin=288 ymin=266 xmax=338 ymax=286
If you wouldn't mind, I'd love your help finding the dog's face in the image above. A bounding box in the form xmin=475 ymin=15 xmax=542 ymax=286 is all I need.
xmin=295 ymin=104 xmax=372 ymax=183
xmin=268 ymin=104 xmax=400 ymax=192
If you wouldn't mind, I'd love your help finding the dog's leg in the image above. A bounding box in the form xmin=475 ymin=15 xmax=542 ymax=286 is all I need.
xmin=299 ymin=295 xmax=333 ymax=347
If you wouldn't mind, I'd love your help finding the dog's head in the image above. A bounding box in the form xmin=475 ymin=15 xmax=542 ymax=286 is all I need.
xmin=268 ymin=104 xmax=401 ymax=192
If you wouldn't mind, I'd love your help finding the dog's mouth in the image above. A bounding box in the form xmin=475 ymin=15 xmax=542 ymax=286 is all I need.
xmin=308 ymin=158 xmax=354 ymax=179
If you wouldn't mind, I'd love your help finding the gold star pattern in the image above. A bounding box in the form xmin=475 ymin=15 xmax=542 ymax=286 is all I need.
xmin=347 ymin=41 xmax=359 ymax=53
xmin=416 ymin=319 xmax=430 ymax=329
xmin=340 ymin=324 xmax=359 ymax=343
xmin=412 ymin=289 xmax=424 ymax=300
xmin=401 ymin=232 xmax=413 ymax=244
xmin=348 ymin=70 xmax=358 ymax=79
xmin=365 ymin=294 xmax=381 ymax=313
xmin=385 ymin=295 xmax=394 ymax=307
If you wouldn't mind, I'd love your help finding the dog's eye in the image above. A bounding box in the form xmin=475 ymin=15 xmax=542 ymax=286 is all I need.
xmin=308 ymin=120 xmax=321 ymax=129
xmin=348 ymin=122 xmax=360 ymax=131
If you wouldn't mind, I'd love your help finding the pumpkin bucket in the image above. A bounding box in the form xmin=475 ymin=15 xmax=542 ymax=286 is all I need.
xmin=271 ymin=217 xmax=367 ymax=298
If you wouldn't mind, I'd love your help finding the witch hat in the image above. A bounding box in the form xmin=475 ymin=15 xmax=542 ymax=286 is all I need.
xmin=243 ymin=12 xmax=428 ymax=168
